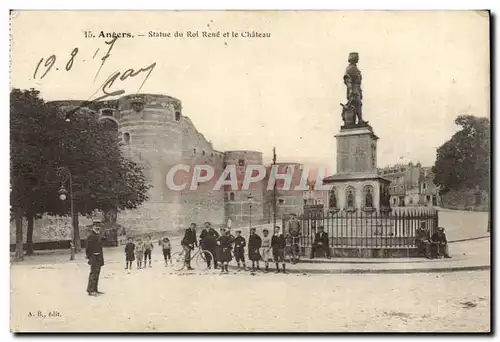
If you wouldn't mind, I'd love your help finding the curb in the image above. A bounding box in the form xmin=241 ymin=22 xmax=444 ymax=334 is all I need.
xmin=449 ymin=236 xmax=490 ymax=244
xmin=229 ymin=264 xmax=490 ymax=275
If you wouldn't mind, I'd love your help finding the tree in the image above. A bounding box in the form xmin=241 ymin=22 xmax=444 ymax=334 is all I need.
xmin=432 ymin=115 xmax=490 ymax=193
xmin=10 ymin=88 xmax=151 ymax=258
xmin=10 ymin=88 xmax=60 ymax=259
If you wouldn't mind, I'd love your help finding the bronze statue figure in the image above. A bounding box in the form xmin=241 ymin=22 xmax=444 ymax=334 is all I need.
xmin=340 ymin=52 xmax=366 ymax=126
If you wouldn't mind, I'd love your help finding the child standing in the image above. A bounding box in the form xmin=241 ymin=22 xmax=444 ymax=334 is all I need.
xmin=160 ymin=236 xmax=172 ymax=266
xmin=248 ymin=227 xmax=262 ymax=272
xmin=143 ymin=235 xmax=153 ymax=268
xmin=260 ymin=228 xmax=272 ymax=272
xmin=233 ymin=229 xmax=246 ymax=271
xmin=135 ymin=238 xmax=144 ymax=269
xmin=124 ymin=237 xmax=135 ymax=270
xmin=271 ymin=226 xmax=287 ymax=273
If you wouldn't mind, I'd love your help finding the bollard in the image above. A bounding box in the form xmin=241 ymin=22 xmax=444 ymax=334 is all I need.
xmin=70 ymin=242 xmax=75 ymax=260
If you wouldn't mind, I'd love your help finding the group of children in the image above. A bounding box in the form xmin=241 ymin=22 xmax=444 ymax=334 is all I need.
xmin=202 ymin=224 xmax=291 ymax=274
xmin=124 ymin=235 xmax=172 ymax=269
xmin=124 ymin=224 xmax=296 ymax=274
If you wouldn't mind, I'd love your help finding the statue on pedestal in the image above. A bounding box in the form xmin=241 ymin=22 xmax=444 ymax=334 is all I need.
xmin=365 ymin=188 xmax=373 ymax=208
xmin=347 ymin=189 xmax=355 ymax=209
xmin=340 ymin=52 xmax=367 ymax=127
xmin=329 ymin=189 xmax=337 ymax=209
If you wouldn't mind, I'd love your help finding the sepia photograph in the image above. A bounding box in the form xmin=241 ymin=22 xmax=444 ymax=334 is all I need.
xmin=9 ymin=10 xmax=491 ymax=333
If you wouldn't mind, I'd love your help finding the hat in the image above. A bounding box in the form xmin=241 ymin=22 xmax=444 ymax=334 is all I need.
xmin=438 ymin=227 xmax=445 ymax=231
xmin=263 ymin=228 xmax=269 ymax=233
xmin=235 ymin=229 xmax=242 ymax=233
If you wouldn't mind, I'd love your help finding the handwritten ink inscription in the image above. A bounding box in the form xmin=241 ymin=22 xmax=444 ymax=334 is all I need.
xmin=31 ymin=37 xmax=156 ymax=117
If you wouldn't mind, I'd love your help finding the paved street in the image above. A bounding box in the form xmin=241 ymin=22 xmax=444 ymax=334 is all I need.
xmin=11 ymin=250 xmax=490 ymax=332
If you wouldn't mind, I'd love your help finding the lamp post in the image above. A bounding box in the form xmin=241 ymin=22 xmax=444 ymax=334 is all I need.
xmin=272 ymin=147 xmax=277 ymax=228
xmin=248 ymin=193 xmax=254 ymax=231
xmin=56 ymin=167 xmax=75 ymax=260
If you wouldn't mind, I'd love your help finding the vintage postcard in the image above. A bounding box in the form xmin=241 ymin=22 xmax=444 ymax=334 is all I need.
xmin=9 ymin=10 xmax=490 ymax=332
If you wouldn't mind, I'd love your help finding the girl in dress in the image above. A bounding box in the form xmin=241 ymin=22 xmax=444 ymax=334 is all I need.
xmin=135 ymin=238 xmax=145 ymax=269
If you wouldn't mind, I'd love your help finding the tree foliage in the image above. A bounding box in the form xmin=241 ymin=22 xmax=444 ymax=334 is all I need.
xmin=10 ymin=88 xmax=151 ymax=259
xmin=432 ymin=115 xmax=490 ymax=193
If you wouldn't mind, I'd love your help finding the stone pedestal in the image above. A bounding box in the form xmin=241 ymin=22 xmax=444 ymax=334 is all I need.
xmin=324 ymin=123 xmax=391 ymax=213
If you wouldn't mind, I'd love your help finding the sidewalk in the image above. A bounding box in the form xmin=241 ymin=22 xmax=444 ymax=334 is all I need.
xmin=12 ymin=236 xmax=490 ymax=275
xmin=254 ymin=238 xmax=490 ymax=274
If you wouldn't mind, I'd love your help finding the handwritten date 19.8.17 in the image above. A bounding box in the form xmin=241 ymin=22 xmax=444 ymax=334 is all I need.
xmin=32 ymin=37 xmax=118 ymax=81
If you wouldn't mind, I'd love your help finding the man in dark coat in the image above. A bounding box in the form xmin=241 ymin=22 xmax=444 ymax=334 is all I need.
xmin=86 ymin=225 xmax=104 ymax=296
xmin=310 ymin=226 xmax=330 ymax=259
xmin=415 ymin=222 xmax=433 ymax=259
xmin=216 ymin=228 xmax=233 ymax=274
xmin=248 ymin=227 xmax=262 ymax=271
xmin=431 ymin=227 xmax=451 ymax=258
xmin=200 ymin=222 xmax=219 ymax=269
xmin=181 ymin=223 xmax=198 ymax=270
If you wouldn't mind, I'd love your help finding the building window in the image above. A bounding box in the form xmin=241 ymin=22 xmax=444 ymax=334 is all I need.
xmin=238 ymin=159 xmax=245 ymax=166
xmin=224 ymin=193 xmax=229 ymax=201
xmin=278 ymin=199 xmax=285 ymax=205
xmin=229 ymin=192 xmax=235 ymax=201
xmin=211 ymin=153 xmax=214 ymax=157
xmin=193 ymin=148 xmax=196 ymax=154
xmin=123 ymin=132 xmax=130 ymax=144
xmin=102 ymin=108 xmax=113 ymax=116
xmin=175 ymin=111 xmax=181 ymax=122
xmin=426 ymin=195 xmax=431 ymax=202
xmin=423 ymin=183 xmax=427 ymax=190
xmin=202 ymin=150 xmax=205 ymax=156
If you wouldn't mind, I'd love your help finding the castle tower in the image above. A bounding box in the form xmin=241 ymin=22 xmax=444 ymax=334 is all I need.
xmin=263 ymin=163 xmax=305 ymax=221
xmin=223 ymin=151 xmax=265 ymax=225
xmin=116 ymin=94 xmax=185 ymax=232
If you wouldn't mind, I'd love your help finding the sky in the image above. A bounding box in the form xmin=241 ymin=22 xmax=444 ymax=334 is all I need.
xmin=10 ymin=11 xmax=490 ymax=172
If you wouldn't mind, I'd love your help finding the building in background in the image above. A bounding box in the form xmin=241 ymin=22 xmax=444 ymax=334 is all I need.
xmin=377 ymin=162 xmax=440 ymax=207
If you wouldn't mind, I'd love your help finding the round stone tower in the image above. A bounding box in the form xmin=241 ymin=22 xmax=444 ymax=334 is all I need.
xmin=223 ymin=150 xmax=265 ymax=225
xmin=116 ymin=94 xmax=185 ymax=233
xmin=117 ymin=94 xmax=184 ymax=202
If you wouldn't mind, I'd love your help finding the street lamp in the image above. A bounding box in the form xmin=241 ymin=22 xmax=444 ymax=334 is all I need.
xmin=248 ymin=193 xmax=254 ymax=231
xmin=56 ymin=167 xmax=75 ymax=260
